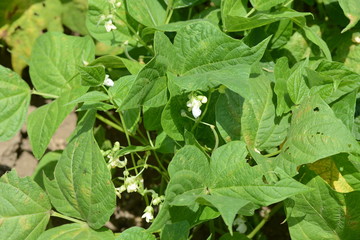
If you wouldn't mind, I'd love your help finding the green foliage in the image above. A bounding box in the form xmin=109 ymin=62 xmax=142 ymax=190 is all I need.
xmin=1 ymin=0 xmax=360 ymax=239
xmin=0 ymin=66 xmax=30 ymax=141
xmin=0 ymin=171 xmax=51 ymax=240
xmin=38 ymin=223 xmax=114 ymax=240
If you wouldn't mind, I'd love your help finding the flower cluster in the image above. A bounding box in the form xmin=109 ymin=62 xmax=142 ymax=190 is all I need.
xmin=141 ymin=192 xmax=165 ymax=223
xmin=186 ymin=93 xmax=208 ymax=118
xmin=97 ymin=0 xmax=122 ymax=32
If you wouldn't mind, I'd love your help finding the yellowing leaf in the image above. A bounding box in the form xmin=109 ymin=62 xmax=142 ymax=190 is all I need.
xmin=3 ymin=0 xmax=63 ymax=74
xmin=308 ymin=157 xmax=353 ymax=193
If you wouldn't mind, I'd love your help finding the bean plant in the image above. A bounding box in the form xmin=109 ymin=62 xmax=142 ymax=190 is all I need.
xmin=1 ymin=0 xmax=360 ymax=239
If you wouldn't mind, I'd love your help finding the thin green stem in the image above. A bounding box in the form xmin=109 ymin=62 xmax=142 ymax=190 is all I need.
xmin=264 ymin=149 xmax=282 ymax=158
xmin=146 ymin=130 xmax=168 ymax=179
xmin=164 ymin=0 xmax=174 ymax=24
xmin=96 ymin=114 xmax=124 ymax=132
xmin=123 ymin=43 xmax=137 ymax=62
xmin=247 ymin=203 xmax=284 ymax=239
xmin=284 ymin=0 xmax=294 ymax=7
xmin=199 ymin=121 xmax=219 ymax=151
xmin=105 ymin=111 xmax=121 ymax=126
xmin=209 ymin=125 xmax=219 ymax=150
xmin=165 ymin=9 xmax=174 ymax=24
xmin=209 ymin=220 xmax=215 ymax=240
xmin=31 ymin=90 xmax=59 ymax=99
xmin=245 ymin=8 xmax=256 ymax=18
xmin=51 ymin=211 xmax=84 ymax=224
xmin=187 ymin=7 xmax=193 ymax=20
xmin=119 ymin=112 xmax=138 ymax=174
xmin=136 ymin=129 xmax=149 ymax=145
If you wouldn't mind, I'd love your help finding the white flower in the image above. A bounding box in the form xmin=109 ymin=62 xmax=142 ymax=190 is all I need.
xmin=104 ymin=19 xmax=117 ymax=32
xmin=186 ymin=94 xmax=208 ymax=118
xmin=108 ymin=157 xmax=127 ymax=169
xmin=142 ymin=206 xmax=154 ymax=223
xmin=108 ymin=0 xmax=116 ymax=7
xmin=125 ymin=176 xmax=139 ymax=193
xmin=233 ymin=216 xmax=247 ymax=234
xmin=115 ymin=185 xmax=126 ymax=198
xmin=108 ymin=0 xmax=122 ymax=8
xmin=103 ymin=74 xmax=114 ymax=87
xmin=127 ymin=183 xmax=138 ymax=192
xmin=152 ymin=195 xmax=165 ymax=205
xmin=355 ymin=36 xmax=360 ymax=44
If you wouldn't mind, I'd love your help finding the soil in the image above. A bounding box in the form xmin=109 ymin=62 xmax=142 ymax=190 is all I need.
xmin=0 ymin=104 xmax=150 ymax=232
xmin=0 ymin=106 xmax=76 ymax=177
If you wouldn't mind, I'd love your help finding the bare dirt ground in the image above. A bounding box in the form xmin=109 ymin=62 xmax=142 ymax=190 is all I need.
xmin=0 ymin=106 xmax=146 ymax=232
xmin=0 ymin=106 xmax=77 ymax=177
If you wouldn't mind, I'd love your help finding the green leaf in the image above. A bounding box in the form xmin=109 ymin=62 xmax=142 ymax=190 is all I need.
xmin=144 ymin=106 xmax=164 ymax=131
xmin=292 ymin=18 xmax=332 ymax=60
xmin=268 ymin=20 xmax=293 ymax=49
xmin=221 ymin=0 xmax=248 ymax=22
xmin=126 ymin=0 xmax=166 ymax=27
xmin=309 ymin=60 xmax=360 ymax=104
xmin=28 ymin=88 xmax=88 ymax=159
xmin=155 ymin=131 xmax=177 ymax=153
xmin=88 ymin=55 xmax=144 ymax=74
xmin=165 ymin=0 xmax=205 ymax=9
xmin=38 ymin=223 xmax=114 ymax=240
xmin=0 ymin=66 xmax=30 ymax=141
xmin=249 ymin=0 xmax=287 ymax=11
xmin=161 ymin=93 xmax=194 ymax=141
xmin=338 ymin=0 xmax=360 ymax=33
xmin=171 ymin=22 xmax=269 ymax=97
xmin=78 ymin=65 xmax=105 ymax=86
xmin=287 ymin=59 xmax=310 ymax=104
xmin=223 ymin=8 xmax=310 ymax=32
xmin=122 ymin=108 xmax=141 ymax=134
xmin=160 ymin=221 xmax=190 ymax=240
xmin=109 ymin=75 xmax=136 ymax=107
xmin=119 ymin=57 xmax=168 ymax=110
xmin=43 ymin=110 xmax=116 ymax=229
xmin=160 ymin=142 xmax=310 ymax=232
xmin=285 ymin=167 xmax=360 ymax=240
xmin=274 ymin=57 xmax=292 ymax=115
xmin=115 ymin=227 xmax=155 ymax=240
xmin=0 ymin=170 xmax=51 ymax=240
xmin=276 ymin=95 xmax=360 ymax=176
xmin=215 ymin=88 xmax=244 ymax=142
xmin=29 ymin=32 xmax=95 ymax=96
xmin=241 ymin=74 xmax=289 ymax=151
xmin=62 ymin=0 xmax=89 ymax=35
xmin=330 ymin=91 xmax=357 ymax=131
xmin=32 ymin=151 xmax=61 ymax=190
xmin=67 ymin=91 xmax=110 ymax=106
xmin=220 ymin=233 xmax=251 ymax=240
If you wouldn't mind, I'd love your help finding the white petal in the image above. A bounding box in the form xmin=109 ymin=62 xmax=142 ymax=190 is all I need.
xmin=104 ymin=20 xmax=116 ymax=32
xmin=192 ymin=106 xmax=202 ymax=118
xmin=104 ymin=75 xmax=114 ymax=87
